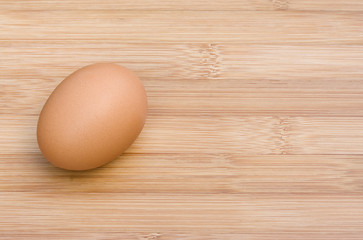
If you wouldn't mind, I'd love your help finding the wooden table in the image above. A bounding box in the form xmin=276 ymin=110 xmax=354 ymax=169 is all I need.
xmin=1 ymin=1 xmax=363 ymax=239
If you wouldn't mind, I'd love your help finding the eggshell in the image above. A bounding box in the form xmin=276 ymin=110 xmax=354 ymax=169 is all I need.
xmin=37 ymin=63 xmax=147 ymax=170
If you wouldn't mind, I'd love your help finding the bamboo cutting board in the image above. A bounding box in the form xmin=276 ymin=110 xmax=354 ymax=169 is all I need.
xmin=1 ymin=0 xmax=363 ymax=239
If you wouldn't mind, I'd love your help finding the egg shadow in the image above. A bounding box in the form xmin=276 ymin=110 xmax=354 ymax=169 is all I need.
xmin=38 ymin=152 xmax=130 ymax=191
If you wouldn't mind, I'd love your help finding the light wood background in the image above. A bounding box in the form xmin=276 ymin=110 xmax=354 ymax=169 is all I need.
xmin=1 ymin=0 xmax=363 ymax=239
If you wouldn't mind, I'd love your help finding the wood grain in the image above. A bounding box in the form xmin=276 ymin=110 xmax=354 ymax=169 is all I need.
xmin=1 ymin=0 xmax=363 ymax=239
xmin=1 ymin=10 xmax=363 ymax=44
xmin=1 ymin=0 xmax=363 ymax=11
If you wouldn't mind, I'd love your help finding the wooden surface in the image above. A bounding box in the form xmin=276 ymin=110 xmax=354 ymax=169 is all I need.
xmin=1 ymin=0 xmax=363 ymax=239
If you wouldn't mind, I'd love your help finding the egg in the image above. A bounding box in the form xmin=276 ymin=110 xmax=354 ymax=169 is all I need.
xmin=37 ymin=63 xmax=147 ymax=170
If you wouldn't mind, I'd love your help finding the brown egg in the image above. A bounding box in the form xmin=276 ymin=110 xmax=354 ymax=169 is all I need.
xmin=37 ymin=63 xmax=147 ymax=170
